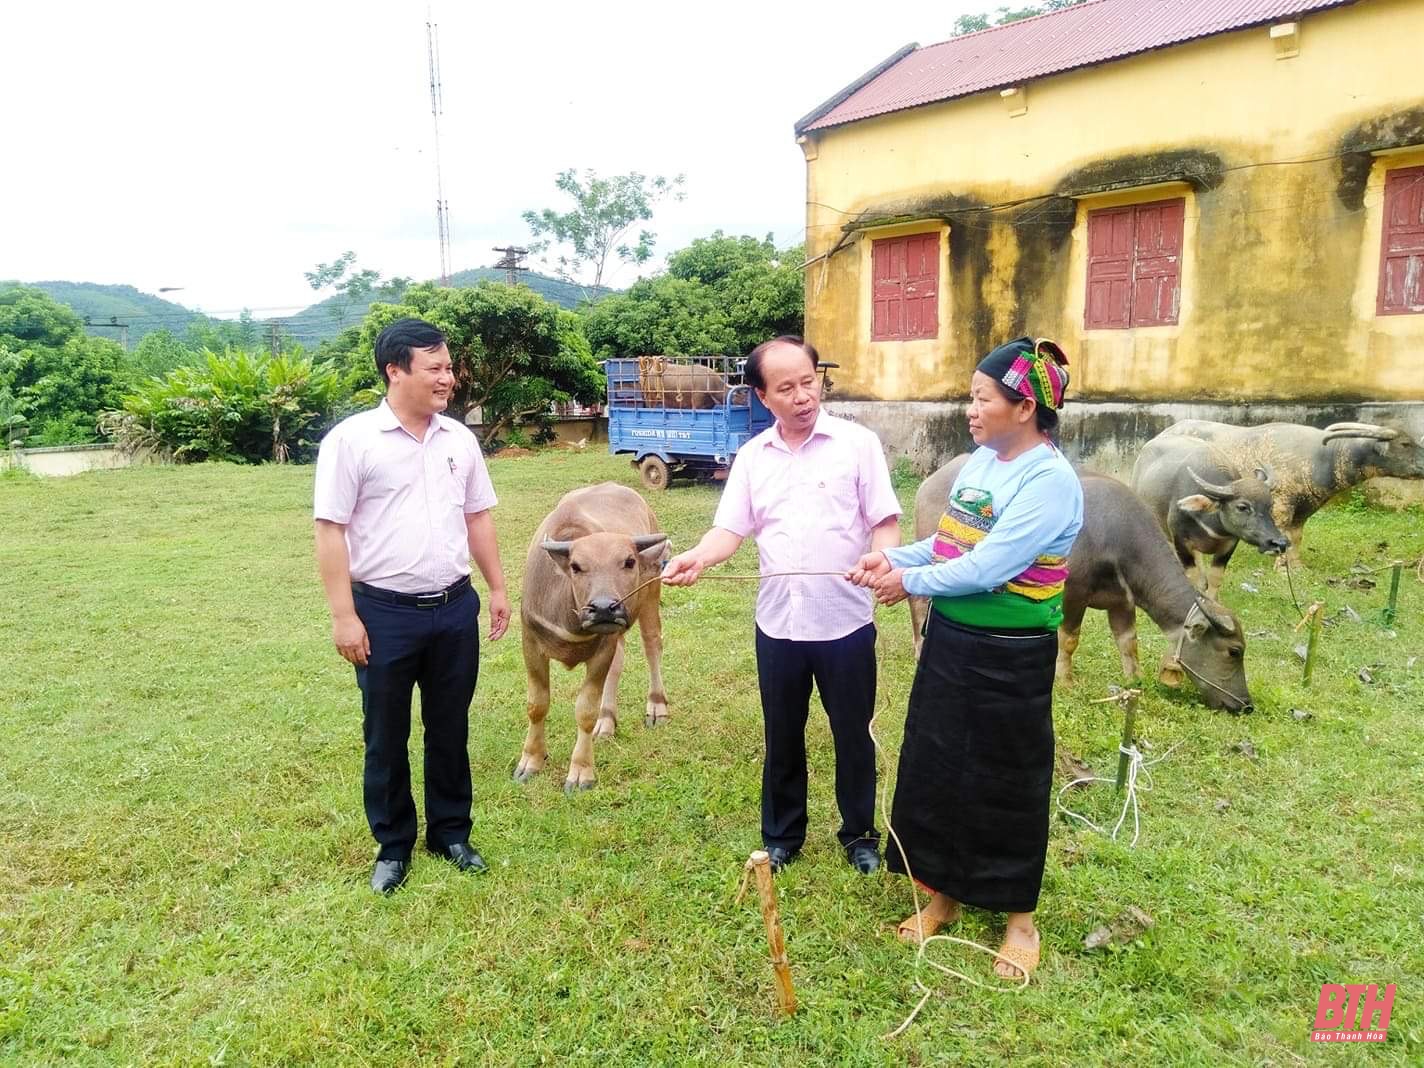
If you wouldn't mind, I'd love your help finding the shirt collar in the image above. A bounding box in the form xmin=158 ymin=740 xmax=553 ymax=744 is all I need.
xmin=376 ymin=398 xmax=446 ymax=442
xmin=766 ymin=409 xmax=835 ymax=453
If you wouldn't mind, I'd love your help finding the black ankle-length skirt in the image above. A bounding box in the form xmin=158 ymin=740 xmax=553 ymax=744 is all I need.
xmin=886 ymin=610 xmax=1057 ymax=913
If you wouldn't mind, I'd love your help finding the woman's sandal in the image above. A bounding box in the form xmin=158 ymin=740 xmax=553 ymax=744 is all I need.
xmin=992 ymin=939 xmax=1040 ymax=980
xmin=896 ymin=902 xmax=962 ymax=944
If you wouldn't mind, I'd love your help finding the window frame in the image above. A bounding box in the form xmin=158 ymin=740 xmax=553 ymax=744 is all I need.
xmin=1083 ymin=196 xmax=1185 ymax=330
xmin=869 ymin=231 xmax=940 ymax=342
xmin=1377 ymin=164 xmax=1424 ymax=317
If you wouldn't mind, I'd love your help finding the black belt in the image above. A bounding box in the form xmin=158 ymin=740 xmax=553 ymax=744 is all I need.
xmin=352 ymin=576 xmax=471 ymax=608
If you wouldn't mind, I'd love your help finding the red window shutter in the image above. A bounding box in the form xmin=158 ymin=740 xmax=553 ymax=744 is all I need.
xmin=902 ymin=233 xmax=939 ymax=340
xmin=872 ymin=233 xmax=939 ymax=340
xmin=1131 ymin=199 xmax=1183 ymax=326
xmin=1378 ymin=166 xmax=1424 ymax=315
xmin=1085 ymin=207 xmax=1133 ymax=328
xmin=872 ymin=238 xmax=903 ymax=340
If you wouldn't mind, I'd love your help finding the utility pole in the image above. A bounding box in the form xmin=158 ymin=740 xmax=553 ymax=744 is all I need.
xmin=269 ymin=321 xmax=280 ymax=357
xmin=426 ymin=9 xmax=452 ymax=286
xmin=84 ymin=315 xmax=131 ymax=351
xmin=492 ymin=246 xmax=529 ymax=286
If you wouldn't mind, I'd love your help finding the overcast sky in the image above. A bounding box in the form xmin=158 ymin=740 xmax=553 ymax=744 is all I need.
xmin=3 ymin=0 xmax=990 ymax=317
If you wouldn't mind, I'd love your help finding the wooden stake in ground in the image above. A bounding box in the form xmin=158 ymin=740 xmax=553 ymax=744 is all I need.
xmin=1115 ymin=691 xmax=1139 ymax=795
xmin=1302 ymin=603 xmax=1324 ymax=687
xmin=748 ymin=849 xmax=797 ymax=1015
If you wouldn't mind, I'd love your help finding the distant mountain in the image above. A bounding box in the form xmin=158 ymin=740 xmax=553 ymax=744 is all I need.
xmin=25 ymin=281 xmax=203 ymax=345
xmin=278 ymin=269 xmax=615 ymax=347
xmin=23 ymin=270 xmax=617 ymax=352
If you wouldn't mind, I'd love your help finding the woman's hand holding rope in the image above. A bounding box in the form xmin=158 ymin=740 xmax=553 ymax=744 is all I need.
xmin=846 ymin=551 xmax=910 ymax=606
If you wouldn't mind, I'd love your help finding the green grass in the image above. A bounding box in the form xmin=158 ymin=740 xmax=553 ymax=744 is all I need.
xmin=2 ymin=451 xmax=1421 ymax=1065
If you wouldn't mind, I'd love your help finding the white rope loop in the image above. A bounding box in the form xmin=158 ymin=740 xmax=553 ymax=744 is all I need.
xmin=1055 ymin=741 xmax=1180 ymax=848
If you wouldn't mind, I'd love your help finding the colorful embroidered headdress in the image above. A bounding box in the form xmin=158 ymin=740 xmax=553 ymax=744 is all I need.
xmin=976 ymin=336 xmax=1071 ymax=411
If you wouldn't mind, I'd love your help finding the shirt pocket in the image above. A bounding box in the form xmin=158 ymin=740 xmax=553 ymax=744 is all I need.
xmin=813 ymin=474 xmax=861 ymax=532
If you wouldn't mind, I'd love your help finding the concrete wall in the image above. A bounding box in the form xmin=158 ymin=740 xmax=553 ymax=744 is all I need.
xmin=1 ymin=444 xmax=133 ymax=477
xmin=825 ymin=398 xmax=1424 ymax=506
xmin=801 ymin=0 xmax=1424 ymax=404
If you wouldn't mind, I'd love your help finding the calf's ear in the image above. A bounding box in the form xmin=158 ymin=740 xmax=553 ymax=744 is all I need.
xmin=1176 ymin=494 xmax=1217 ymax=514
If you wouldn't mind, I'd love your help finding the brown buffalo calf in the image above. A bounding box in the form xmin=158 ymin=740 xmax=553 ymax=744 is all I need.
xmin=516 ymin=482 xmax=669 ymax=792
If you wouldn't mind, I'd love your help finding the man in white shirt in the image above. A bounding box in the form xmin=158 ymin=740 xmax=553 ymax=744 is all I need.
xmin=314 ymin=318 xmax=510 ymax=895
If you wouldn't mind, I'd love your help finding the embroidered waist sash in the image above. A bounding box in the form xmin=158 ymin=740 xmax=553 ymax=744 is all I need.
xmin=929 ymin=506 xmax=1069 ymax=631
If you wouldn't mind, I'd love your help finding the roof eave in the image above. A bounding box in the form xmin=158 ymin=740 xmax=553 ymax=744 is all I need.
xmin=793 ymin=43 xmax=918 ymax=138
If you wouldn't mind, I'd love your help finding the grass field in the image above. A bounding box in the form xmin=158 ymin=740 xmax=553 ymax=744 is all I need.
xmin=2 ymin=451 xmax=1421 ymax=1065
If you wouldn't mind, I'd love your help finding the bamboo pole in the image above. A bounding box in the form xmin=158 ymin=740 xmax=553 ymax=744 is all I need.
xmin=1115 ymin=691 xmax=1139 ymax=795
xmin=1302 ymin=603 xmax=1324 ymax=687
xmin=1384 ymin=562 xmax=1402 ymax=627
xmin=748 ymin=849 xmax=797 ymax=1015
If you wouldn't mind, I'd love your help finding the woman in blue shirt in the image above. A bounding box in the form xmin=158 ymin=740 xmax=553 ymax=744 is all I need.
xmin=851 ymin=337 xmax=1084 ymax=981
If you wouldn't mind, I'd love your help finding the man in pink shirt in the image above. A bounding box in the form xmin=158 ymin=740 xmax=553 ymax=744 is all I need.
xmin=314 ymin=318 xmax=510 ymax=895
xmin=663 ymin=336 xmax=901 ymax=874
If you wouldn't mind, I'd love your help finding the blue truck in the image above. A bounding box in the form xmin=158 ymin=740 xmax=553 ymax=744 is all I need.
xmin=606 ymin=355 xmax=839 ymax=490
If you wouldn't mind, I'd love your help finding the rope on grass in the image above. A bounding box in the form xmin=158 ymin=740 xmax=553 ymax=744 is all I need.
xmin=1055 ymin=741 xmax=1181 ymax=849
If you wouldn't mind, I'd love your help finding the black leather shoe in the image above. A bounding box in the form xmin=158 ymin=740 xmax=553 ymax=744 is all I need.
xmin=847 ymin=844 xmax=881 ymax=874
xmin=765 ymin=846 xmax=799 ymax=874
xmin=427 ymin=841 xmax=489 ymax=874
xmin=371 ymin=859 xmax=409 ymax=895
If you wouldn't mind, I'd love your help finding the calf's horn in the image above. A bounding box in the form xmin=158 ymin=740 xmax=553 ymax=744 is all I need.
xmin=1187 ymin=466 xmax=1233 ymax=500
xmin=541 ymin=540 xmax=573 ymax=557
xmin=632 ymin=533 xmax=669 ymax=550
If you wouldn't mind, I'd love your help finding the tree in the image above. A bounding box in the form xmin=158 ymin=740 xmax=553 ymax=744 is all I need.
xmin=523 ymin=169 xmax=686 ymax=291
xmin=0 ymin=285 xmax=134 ymax=445
xmin=305 ymin=252 xmax=412 ymax=327
xmin=185 ymin=310 xmax=259 ymax=353
xmin=0 ymin=386 xmax=28 ymax=449
xmin=131 ymin=328 xmax=198 ymax=378
xmin=953 ymin=0 xmax=1086 ymax=35
xmin=581 ymin=232 xmax=805 ymax=361
xmin=353 ymin=282 xmax=602 ymax=447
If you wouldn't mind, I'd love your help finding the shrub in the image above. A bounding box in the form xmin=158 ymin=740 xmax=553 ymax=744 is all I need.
xmin=101 ymin=348 xmax=346 ymax=464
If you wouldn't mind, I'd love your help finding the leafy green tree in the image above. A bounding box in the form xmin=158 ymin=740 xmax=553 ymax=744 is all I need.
xmin=0 ymin=285 xmax=134 ymax=444
xmin=131 ymin=329 xmax=198 ymax=378
xmin=581 ymin=232 xmax=805 ymax=361
xmin=523 ymin=170 xmax=686 ymax=290
xmin=0 ymin=285 xmax=84 ymax=349
xmin=185 ymin=310 xmax=259 ymax=353
xmin=350 ymin=281 xmax=602 ymax=446
xmin=305 ymin=252 xmax=412 ymax=326
xmin=0 ymin=385 xmax=28 ymax=449
xmin=953 ymin=0 xmax=1085 ymax=34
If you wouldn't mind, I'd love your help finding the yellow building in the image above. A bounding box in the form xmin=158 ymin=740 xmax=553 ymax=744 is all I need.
xmin=795 ymin=0 xmax=1423 ymax=460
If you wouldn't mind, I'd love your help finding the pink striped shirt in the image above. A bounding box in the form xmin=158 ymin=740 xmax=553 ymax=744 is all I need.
xmin=313 ymin=401 xmax=497 ymax=594
xmin=713 ymin=412 xmax=900 ymax=641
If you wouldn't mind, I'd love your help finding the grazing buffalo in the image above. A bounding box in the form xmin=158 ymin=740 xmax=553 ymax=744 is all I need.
xmin=1159 ymin=419 xmax=1424 ymax=565
xmin=1131 ymin=434 xmax=1289 ymax=597
xmin=637 ymin=357 xmax=730 ymax=410
xmin=909 ymin=457 xmax=1252 ymax=713
xmin=516 ymin=483 xmax=670 ymax=791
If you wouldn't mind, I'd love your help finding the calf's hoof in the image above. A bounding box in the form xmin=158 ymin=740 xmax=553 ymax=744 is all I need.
xmin=593 ymin=716 xmax=617 ymax=740
xmin=644 ymin=700 xmax=669 ymax=728
xmin=563 ymin=778 xmax=596 ymax=795
xmin=512 ymin=756 xmax=545 ymax=783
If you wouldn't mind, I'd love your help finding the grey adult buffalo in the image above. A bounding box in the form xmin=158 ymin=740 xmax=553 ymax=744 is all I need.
xmin=1159 ymin=419 xmax=1424 ymax=566
xmin=516 ymin=482 xmax=670 ymax=792
xmin=1131 ymin=434 xmax=1290 ymax=597
xmin=908 ymin=457 xmax=1252 ymax=712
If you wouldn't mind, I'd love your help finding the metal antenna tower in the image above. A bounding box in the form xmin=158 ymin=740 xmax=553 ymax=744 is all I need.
xmin=426 ymin=9 xmax=452 ymax=285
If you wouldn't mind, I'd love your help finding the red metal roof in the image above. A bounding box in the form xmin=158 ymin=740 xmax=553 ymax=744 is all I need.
xmin=797 ymin=0 xmax=1357 ymax=133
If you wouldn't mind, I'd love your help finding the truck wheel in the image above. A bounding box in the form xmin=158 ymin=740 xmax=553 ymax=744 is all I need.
xmin=639 ymin=456 xmax=670 ymax=491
